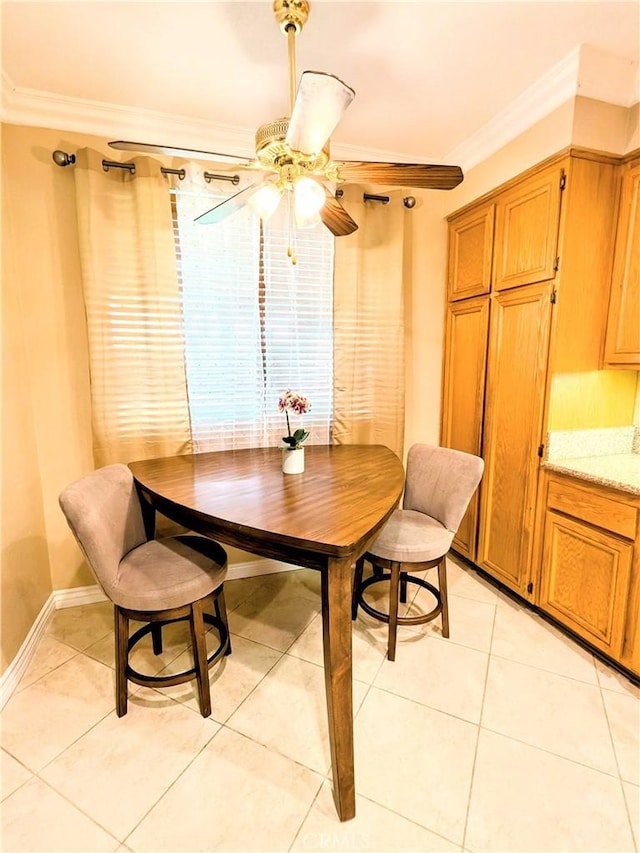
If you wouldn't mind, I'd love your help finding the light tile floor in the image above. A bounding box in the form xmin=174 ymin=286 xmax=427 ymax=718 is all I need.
xmin=2 ymin=555 xmax=639 ymax=852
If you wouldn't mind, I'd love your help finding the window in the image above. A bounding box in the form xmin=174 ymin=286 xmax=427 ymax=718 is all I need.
xmin=172 ymin=188 xmax=335 ymax=452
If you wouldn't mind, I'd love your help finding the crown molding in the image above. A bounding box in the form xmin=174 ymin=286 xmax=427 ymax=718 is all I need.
xmin=0 ymin=71 xmax=417 ymax=163
xmin=446 ymin=45 xmax=639 ymax=172
xmin=446 ymin=47 xmax=581 ymax=172
xmin=1 ymin=73 xmax=258 ymax=158
xmin=3 ymin=44 xmax=637 ymax=172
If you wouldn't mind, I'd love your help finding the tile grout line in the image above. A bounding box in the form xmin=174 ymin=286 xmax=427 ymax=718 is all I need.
xmin=30 ymin=771 xmax=123 ymax=848
xmin=5 ymin=567 xmax=639 ymax=851
xmin=120 ymin=714 xmax=227 ymax=849
xmin=460 ymin=592 xmax=498 ymax=852
xmin=596 ymin=666 xmax=640 ymax=852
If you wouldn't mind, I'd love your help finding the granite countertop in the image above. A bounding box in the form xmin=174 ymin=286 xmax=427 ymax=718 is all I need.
xmin=543 ymin=453 xmax=640 ymax=496
xmin=543 ymin=426 xmax=640 ymax=497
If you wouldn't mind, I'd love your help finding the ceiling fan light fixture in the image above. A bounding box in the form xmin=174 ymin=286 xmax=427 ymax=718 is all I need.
xmin=249 ymin=183 xmax=284 ymax=221
xmin=111 ymin=0 xmax=463 ymax=246
xmin=294 ymin=176 xmax=325 ymax=219
xmin=294 ymin=207 xmax=323 ymax=229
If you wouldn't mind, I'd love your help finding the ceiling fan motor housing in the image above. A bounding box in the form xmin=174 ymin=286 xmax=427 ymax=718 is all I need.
xmin=273 ymin=0 xmax=310 ymax=34
xmin=255 ymin=117 xmax=330 ymax=174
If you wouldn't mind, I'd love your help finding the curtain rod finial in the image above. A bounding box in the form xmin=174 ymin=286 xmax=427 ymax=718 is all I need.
xmin=52 ymin=150 xmax=76 ymax=167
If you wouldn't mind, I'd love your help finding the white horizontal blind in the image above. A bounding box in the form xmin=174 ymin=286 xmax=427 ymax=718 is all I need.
xmin=173 ymin=189 xmax=334 ymax=452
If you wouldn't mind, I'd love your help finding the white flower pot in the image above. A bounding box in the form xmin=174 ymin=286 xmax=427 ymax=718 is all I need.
xmin=282 ymin=447 xmax=305 ymax=474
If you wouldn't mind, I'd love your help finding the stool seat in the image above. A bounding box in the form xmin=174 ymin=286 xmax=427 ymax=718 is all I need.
xmin=369 ymin=510 xmax=454 ymax=563
xmin=116 ymin=535 xmax=227 ymax=611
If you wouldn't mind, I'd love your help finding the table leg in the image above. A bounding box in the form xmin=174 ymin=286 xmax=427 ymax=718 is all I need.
xmin=321 ymin=554 xmax=356 ymax=822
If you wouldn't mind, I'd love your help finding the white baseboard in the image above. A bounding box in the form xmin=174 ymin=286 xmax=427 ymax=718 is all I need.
xmin=0 ymin=593 xmax=56 ymax=710
xmin=54 ymin=584 xmax=108 ymax=608
xmin=0 ymin=558 xmax=299 ymax=708
xmin=227 ymin=558 xmax=299 ymax=581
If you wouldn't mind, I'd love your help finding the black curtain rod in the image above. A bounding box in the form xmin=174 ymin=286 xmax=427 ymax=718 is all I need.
xmin=51 ymin=150 xmax=240 ymax=184
xmin=52 ymin=150 xmax=414 ymax=206
xmin=335 ymin=188 xmax=416 ymax=208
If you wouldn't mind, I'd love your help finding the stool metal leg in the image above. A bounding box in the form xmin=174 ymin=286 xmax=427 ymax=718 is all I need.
xmin=400 ymin=571 xmax=408 ymax=604
xmin=151 ymin=623 xmax=163 ymax=655
xmin=388 ymin=562 xmax=401 ymax=661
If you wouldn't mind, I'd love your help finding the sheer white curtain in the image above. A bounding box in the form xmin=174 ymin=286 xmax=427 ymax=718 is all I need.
xmin=73 ymin=148 xmax=192 ymax=466
xmin=332 ymin=186 xmax=408 ymax=457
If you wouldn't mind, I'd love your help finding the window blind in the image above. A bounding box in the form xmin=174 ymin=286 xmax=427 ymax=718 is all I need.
xmin=172 ymin=189 xmax=334 ymax=452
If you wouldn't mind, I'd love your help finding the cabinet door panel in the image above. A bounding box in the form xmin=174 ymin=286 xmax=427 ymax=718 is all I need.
xmin=604 ymin=162 xmax=640 ymax=367
xmin=447 ymin=205 xmax=494 ymax=300
xmin=540 ymin=511 xmax=632 ymax=656
xmin=493 ymin=167 xmax=563 ymax=291
xmin=441 ymin=297 xmax=490 ymax=559
xmin=477 ymin=284 xmax=553 ymax=594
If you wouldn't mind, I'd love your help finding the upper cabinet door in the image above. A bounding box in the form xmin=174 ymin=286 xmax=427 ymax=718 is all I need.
xmin=493 ymin=166 xmax=564 ymax=291
xmin=604 ymin=161 xmax=640 ymax=367
xmin=447 ymin=204 xmax=495 ymax=300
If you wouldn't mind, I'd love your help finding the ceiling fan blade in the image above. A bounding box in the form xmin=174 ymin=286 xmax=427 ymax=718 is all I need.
xmin=195 ymin=182 xmax=262 ymax=225
xmin=333 ymin=161 xmax=464 ymax=190
xmin=320 ymin=190 xmax=359 ymax=237
xmin=285 ymin=71 xmax=355 ymax=157
xmin=109 ymin=140 xmax=257 ymax=167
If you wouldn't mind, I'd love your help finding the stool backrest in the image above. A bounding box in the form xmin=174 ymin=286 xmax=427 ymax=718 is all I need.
xmin=403 ymin=444 xmax=484 ymax=533
xmin=59 ymin=463 xmax=147 ymax=600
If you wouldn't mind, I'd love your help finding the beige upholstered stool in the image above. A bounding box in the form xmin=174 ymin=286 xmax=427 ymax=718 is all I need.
xmin=59 ymin=463 xmax=230 ymax=717
xmin=352 ymin=444 xmax=484 ymax=660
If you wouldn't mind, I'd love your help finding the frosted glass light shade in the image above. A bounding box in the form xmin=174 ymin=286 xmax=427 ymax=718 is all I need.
xmin=249 ymin=183 xmax=284 ymax=221
xmin=294 ymin=177 xmax=325 ymax=218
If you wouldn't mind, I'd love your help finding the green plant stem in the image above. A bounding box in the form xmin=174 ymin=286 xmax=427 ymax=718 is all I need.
xmin=286 ymin=410 xmax=291 ymax=437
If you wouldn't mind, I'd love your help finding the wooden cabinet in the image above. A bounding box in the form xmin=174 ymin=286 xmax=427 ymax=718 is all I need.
xmin=538 ymin=474 xmax=637 ymax=664
xmin=443 ymin=149 xmax=621 ymax=604
xmin=441 ymin=296 xmax=490 ymax=559
xmin=476 ymin=283 xmax=553 ymax=595
xmin=447 ymin=203 xmax=494 ymax=300
xmin=493 ymin=165 xmax=564 ymax=291
xmin=604 ymin=159 xmax=640 ymax=367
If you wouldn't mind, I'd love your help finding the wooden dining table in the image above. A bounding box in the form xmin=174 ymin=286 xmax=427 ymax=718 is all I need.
xmin=129 ymin=443 xmax=404 ymax=821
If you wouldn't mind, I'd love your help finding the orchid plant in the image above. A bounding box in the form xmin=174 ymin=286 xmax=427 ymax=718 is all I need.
xmin=279 ymin=390 xmax=311 ymax=449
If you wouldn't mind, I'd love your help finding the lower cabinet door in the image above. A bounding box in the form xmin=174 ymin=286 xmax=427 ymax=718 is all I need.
xmin=539 ymin=510 xmax=632 ymax=656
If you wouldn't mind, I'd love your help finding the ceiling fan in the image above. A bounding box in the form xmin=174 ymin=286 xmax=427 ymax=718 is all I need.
xmin=109 ymin=0 xmax=463 ymax=243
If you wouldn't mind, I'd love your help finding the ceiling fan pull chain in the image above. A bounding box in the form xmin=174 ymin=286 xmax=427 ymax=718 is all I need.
xmin=286 ymin=190 xmax=297 ymax=265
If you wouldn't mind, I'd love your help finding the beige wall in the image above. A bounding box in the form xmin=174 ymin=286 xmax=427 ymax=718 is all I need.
xmin=573 ymin=97 xmax=637 ymax=154
xmin=2 ymin=134 xmax=53 ymax=672
xmin=2 ymin=124 xmax=100 ymax=672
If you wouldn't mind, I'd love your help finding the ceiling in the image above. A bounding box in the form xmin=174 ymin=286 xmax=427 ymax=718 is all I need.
xmin=2 ymin=1 xmax=639 ymax=168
